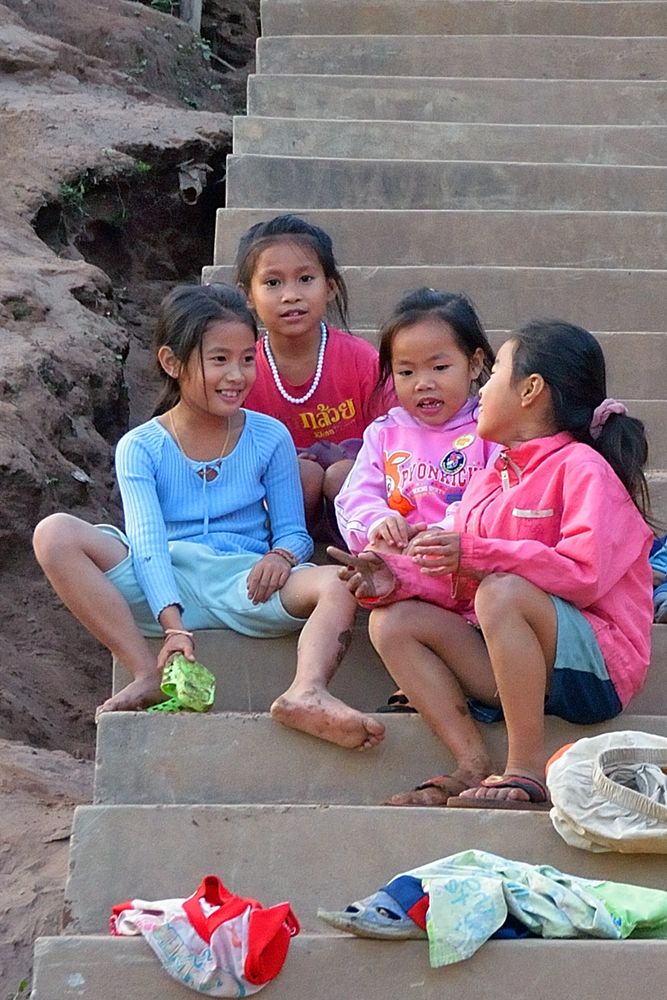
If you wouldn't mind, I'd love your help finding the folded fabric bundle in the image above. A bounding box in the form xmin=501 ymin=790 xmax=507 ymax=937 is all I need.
xmin=318 ymin=849 xmax=667 ymax=968
xmin=111 ymin=874 xmax=300 ymax=996
xmin=546 ymin=731 xmax=667 ymax=853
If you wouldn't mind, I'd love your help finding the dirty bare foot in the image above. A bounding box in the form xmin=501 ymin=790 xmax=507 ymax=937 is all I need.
xmin=384 ymin=766 xmax=488 ymax=807
xmin=326 ymin=547 xmax=396 ymax=602
xmin=271 ymin=686 xmax=385 ymax=750
xmin=95 ymin=674 xmax=164 ymax=721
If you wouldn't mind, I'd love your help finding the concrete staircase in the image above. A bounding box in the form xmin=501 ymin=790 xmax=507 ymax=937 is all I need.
xmin=31 ymin=1 xmax=667 ymax=996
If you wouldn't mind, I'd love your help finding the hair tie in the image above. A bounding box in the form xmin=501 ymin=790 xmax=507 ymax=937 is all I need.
xmin=589 ymin=398 xmax=627 ymax=440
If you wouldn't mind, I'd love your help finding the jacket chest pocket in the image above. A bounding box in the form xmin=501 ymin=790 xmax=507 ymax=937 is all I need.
xmin=511 ymin=507 xmax=558 ymax=542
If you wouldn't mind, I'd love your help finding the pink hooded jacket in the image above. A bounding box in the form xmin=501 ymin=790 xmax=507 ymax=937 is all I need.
xmin=335 ymin=398 xmax=498 ymax=553
xmin=379 ymin=432 xmax=653 ymax=707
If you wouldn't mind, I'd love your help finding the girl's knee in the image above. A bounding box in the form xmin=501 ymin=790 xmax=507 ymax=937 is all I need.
xmin=319 ymin=567 xmax=357 ymax=608
xmin=368 ymin=603 xmax=412 ymax=650
xmin=288 ymin=565 xmax=356 ymax=614
xmin=33 ymin=512 xmax=77 ymax=562
xmin=299 ymin=459 xmax=325 ymax=491
xmin=475 ymin=573 xmax=535 ymax=624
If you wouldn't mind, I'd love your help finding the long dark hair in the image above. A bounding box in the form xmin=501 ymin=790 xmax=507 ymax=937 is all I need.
xmin=511 ymin=319 xmax=649 ymax=517
xmin=151 ymin=283 xmax=258 ymax=416
xmin=377 ymin=287 xmax=494 ymax=391
xmin=234 ymin=213 xmax=350 ymax=329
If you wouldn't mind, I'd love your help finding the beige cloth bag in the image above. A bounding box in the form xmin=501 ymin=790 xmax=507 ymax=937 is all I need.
xmin=546 ymin=731 xmax=667 ymax=853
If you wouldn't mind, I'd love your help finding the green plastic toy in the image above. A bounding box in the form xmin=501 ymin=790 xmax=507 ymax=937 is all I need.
xmin=146 ymin=653 xmax=216 ymax=713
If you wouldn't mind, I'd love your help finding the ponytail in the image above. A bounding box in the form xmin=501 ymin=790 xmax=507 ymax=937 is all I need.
xmin=591 ymin=410 xmax=650 ymax=519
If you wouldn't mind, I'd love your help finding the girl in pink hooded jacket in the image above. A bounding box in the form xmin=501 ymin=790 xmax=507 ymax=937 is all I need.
xmin=330 ymin=320 xmax=653 ymax=808
xmin=335 ymin=287 xmax=497 ymax=554
xmin=334 ymin=287 xmax=497 ymax=713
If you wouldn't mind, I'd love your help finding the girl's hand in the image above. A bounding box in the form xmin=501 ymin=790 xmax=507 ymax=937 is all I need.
xmin=247 ymin=552 xmax=291 ymax=604
xmin=369 ymin=516 xmax=426 ymax=549
xmin=410 ymin=530 xmax=461 ymax=576
xmin=327 ymin=546 xmax=396 ymax=602
xmin=157 ymin=631 xmax=195 ymax=670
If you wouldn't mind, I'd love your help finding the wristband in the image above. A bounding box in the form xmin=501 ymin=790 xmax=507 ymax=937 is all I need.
xmin=163 ymin=628 xmax=194 ymax=639
xmin=269 ymin=548 xmax=297 ymax=568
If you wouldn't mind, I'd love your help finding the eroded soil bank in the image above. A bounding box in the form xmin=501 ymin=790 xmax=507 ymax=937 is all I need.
xmin=0 ymin=1 xmax=258 ymax=988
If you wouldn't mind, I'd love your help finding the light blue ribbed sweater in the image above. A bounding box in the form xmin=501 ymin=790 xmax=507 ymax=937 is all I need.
xmin=113 ymin=410 xmax=313 ymax=619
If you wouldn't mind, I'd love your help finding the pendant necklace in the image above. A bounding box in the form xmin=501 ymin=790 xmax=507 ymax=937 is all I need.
xmin=264 ymin=321 xmax=328 ymax=405
xmin=168 ymin=410 xmax=233 ymax=482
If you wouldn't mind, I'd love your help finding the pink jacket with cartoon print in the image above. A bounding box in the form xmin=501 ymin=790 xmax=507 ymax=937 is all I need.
xmin=380 ymin=432 xmax=653 ymax=707
xmin=334 ymin=398 xmax=498 ymax=553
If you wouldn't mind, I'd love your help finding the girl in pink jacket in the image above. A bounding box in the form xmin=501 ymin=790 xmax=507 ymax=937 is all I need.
xmin=330 ymin=319 xmax=653 ymax=808
xmin=334 ymin=287 xmax=497 ymax=712
xmin=335 ymin=287 xmax=497 ymax=553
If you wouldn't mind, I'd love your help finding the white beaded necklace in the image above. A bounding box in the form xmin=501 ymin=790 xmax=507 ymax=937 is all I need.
xmin=263 ymin=321 xmax=328 ymax=405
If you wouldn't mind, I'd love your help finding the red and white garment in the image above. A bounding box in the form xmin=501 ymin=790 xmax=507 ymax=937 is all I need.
xmin=111 ymin=874 xmax=300 ymax=996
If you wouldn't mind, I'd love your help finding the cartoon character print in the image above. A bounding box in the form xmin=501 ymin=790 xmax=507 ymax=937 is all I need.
xmin=384 ymin=450 xmax=416 ymax=516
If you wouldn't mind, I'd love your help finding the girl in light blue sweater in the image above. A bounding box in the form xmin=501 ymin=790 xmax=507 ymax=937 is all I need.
xmin=33 ymin=284 xmax=384 ymax=751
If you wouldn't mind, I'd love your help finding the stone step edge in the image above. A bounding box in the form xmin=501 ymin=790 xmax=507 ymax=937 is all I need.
xmin=207 ymin=263 xmax=667 ymax=276
xmin=249 ymin=71 xmax=667 ymax=84
xmin=228 ymin=150 xmax=667 ymax=171
xmin=31 ymin=934 xmax=667 ymax=1000
xmin=220 ymin=205 xmax=667 ymax=217
xmin=234 ymin=115 xmax=667 ymax=132
xmin=93 ymin=714 xmax=667 ymax=805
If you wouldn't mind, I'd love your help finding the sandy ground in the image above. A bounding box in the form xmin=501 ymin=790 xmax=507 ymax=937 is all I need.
xmin=0 ymin=1 xmax=258 ymax=992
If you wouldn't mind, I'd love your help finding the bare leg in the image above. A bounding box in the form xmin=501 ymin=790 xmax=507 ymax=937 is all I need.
xmin=32 ymin=512 xmax=163 ymax=716
xmin=270 ymin=566 xmax=385 ymax=750
xmin=457 ymin=573 xmax=557 ymax=803
xmin=298 ymin=458 xmax=326 ymax=533
xmin=370 ymin=600 xmax=496 ymax=803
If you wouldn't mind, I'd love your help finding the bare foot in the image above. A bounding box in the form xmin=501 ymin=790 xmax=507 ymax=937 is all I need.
xmin=270 ymin=686 xmax=385 ymax=750
xmin=384 ymin=768 xmax=487 ymax=807
xmin=456 ymin=772 xmax=548 ymax=804
xmin=95 ymin=675 xmax=164 ymax=721
xmin=326 ymin=547 xmax=396 ymax=602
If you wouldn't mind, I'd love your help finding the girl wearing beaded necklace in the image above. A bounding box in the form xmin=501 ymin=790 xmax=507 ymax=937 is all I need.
xmin=32 ymin=283 xmax=385 ymax=751
xmin=236 ymin=214 xmax=390 ymax=539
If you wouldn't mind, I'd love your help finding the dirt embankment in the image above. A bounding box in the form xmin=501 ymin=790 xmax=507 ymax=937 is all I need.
xmin=0 ymin=2 xmax=258 ymax=990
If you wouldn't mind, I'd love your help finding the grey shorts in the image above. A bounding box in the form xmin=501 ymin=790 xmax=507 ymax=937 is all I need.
xmin=99 ymin=524 xmax=309 ymax=638
xmin=468 ymin=595 xmax=621 ymax=726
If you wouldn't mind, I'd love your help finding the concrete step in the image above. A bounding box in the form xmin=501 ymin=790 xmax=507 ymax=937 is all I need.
xmin=202 ymin=263 xmax=667 ymax=334
xmin=32 ymin=935 xmax=667 ymax=1000
xmin=233 ymin=116 xmax=667 ymax=166
xmin=650 ymin=473 xmax=667 ymax=524
xmin=112 ymin=613 xmax=394 ymax=710
xmin=110 ymin=622 xmax=667 ymax=719
xmin=215 ymin=207 xmax=667 ymax=270
xmin=94 ymin=709 xmax=667 ymax=806
xmin=261 ymin=0 xmax=667 ymax=38
xmin=257 ymin=33 xmax=667 ymax=80
xmin=225 ymin=155 xmax=667 ymax=213
xmin=488 ymin=332 xmax=667 ymax=402
xmin=65 ymin=803 xmax=667 ymax=932
xmin=247 ymin=74 xmax=667 ymax=125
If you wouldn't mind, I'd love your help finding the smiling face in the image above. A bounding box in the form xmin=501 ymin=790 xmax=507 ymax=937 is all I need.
xmin=390 ymin=319 xmax=484 ymax=426
xmin=165 ymin=319 xmax=257 ymax=419
xmin=245 ymin=239 xmax=337 ymax=343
